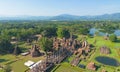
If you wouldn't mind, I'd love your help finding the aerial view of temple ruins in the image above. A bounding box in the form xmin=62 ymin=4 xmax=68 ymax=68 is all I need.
xmin=0 ymin=0 xmax=120 ymax=72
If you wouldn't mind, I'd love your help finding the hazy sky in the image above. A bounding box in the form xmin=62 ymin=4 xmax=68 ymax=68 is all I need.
xmin=0 ymin=0 xmax=120 ymax=16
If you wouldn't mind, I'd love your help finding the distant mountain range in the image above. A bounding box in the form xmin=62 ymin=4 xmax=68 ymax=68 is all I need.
xmin=0 ymin=13 xmax=120 ymax=21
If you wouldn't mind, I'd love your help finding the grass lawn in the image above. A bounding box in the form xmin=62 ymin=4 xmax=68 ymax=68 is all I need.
xmin=0 ymin=41 xmax=45 ymax=72
xmin=86 ymin=36 xmax=120 ymax=61
xmin=80 ymin=36 xmax=120 ymax=72
xmin=0 ymin=54 xmax=44 ymax=72
xmin=53 ymin=62 xmax=84 ymax=72
xmin=0 ymin=70 xmax=4 ymax=72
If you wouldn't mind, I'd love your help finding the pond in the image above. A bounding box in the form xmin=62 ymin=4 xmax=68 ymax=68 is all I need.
xmin=89 ymin=28 xmax=120 ymax=36
xmin=79 ymin=64 xmax=85 ymax=69
xmin=95 ymin=56 xmax=119 ymax=67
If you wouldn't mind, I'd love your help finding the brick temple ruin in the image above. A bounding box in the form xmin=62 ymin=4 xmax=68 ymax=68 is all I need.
xmin=27 ymin=37 xmax=92 ymax=72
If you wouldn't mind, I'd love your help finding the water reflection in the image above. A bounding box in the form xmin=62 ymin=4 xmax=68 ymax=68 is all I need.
xmin=89 ymin=28 xmax=120 ymax=36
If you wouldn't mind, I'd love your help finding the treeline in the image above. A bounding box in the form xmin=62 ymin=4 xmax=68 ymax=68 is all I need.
xmin=0 ymin=21 xmax=120 ymax=40
xmin=0 ymin=21 xmax=93 ymax=40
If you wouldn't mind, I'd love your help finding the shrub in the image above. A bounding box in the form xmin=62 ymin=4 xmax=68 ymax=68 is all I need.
xmin=109 ymin=34 xmax=117 ymax=42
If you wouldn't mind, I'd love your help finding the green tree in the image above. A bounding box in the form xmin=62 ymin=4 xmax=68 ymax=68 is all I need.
xmin=99 ymin=24 xmax=116 ymax=34
xmin=41 ymin=27 xmax=57 ymax=37
xmin=0 ymin=38 xmax=12 ymax=54
xmin=109 ymin=34 xmax=117 ymax=42
xmin=79 ymin=28 xmax=89 ymax=35
xmin=57 ymin=28 xmax=70 ymax=38
xmin=39 ymin=37 xmax=53 ymax=53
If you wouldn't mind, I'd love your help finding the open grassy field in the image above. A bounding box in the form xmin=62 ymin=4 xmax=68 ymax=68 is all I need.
xmin=0 ymin=54 xmax=44 ymax=72
xmin=80 ymin=36 xmax=120 ymax=71
xmin=0 ymin=42 xmax=44 ymax=72
xmin=53 ymin=62 xmax=84 ymax=72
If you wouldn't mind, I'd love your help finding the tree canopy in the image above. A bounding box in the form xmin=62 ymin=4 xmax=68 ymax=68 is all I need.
xmin=41 ymin=27 xmax=57 ymax=37
xmin=109 ymin=34 xmax=117 ymax=42
xmin=0 ymin=38 xmax=12 ymax=54
xmin=38 ymin=37 xmax=53 ymax=52
xmin=57 ymin=28 xmax=70 ymax=38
